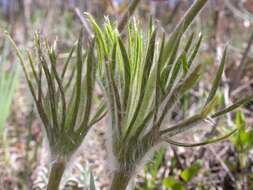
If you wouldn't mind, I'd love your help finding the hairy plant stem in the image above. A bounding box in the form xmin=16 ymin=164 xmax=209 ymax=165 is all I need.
xmin=47 ymin=158 xmax=66 ymax=190
xmin=110 ymin=170 xmax=132 ymax=190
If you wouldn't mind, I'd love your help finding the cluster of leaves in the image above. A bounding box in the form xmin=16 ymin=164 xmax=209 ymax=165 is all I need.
xmin=6 ymin=32 xmax=106 ymax=160
xmin=86 ymin=6 xmax=252 ymax=183
xmin=228 ymin=111 xmax=253 ymax=172
xmin=229 ymin=111 xmax=253 ymax=189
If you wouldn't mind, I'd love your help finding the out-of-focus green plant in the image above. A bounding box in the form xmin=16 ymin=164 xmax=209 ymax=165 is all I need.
xmin=135 ymin=148 xmax=165 ymax=190
xmin=0 ymin=40 xmax=19 ymax=163
xmin=231 ymin=111 xmax=253 ymax=169
xmin=136 ymin=148 xmax=202 ymax=190
xmin=86 ymin=0 xmax=253 ymax=189
xmin=0 ymin=41 xmax=19 ymax=137
xmin=180 ymin=161 xmax=202 ymax=182
xmin=163 ymin=177 xmax=186 ymax=190
xmin=6 ymin=31 xmax=106 ymax=190
xmin=228 ymin=111 xmax=253 ymax=189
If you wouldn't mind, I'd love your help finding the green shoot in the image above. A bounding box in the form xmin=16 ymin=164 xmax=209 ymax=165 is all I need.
xmin=6 ymin=31 xmax=106 ymax=190
xmin=86 ymin=0 xmax=253 ymax=189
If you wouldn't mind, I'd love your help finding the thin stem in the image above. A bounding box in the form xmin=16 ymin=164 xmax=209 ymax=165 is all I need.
xmin=47 ymin=159 xmax=66 ymax=190
xmin=110 ymin=170 xmax=131 ymax=190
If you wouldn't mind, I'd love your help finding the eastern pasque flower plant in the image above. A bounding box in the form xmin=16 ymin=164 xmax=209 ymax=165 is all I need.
xmin=86 ymin=0 xmax=253 ymax=189
xmin=6 ymin=32 xmax=106 ymax=190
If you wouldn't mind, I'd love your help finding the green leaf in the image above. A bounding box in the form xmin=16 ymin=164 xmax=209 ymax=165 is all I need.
xmin=67 ymin=31 xmax=83 ymax=131
xmin=0 ymin=43 xmax=19 ymax=136
xmin=188 ymin=33 xmax=203 ymax=66
xmin=88 ymin=101 xmax=107 ymax=127
xmin=163 ymin=177 xmax=185 ymax=190
xmin=85 ymin=13 xmax=108 ymax=57
xmin=164 ymin=52 xmax=182 ymax=95
xmin=46 ymin=42 xmax=67 ymax=129
xmin=201 ymin=96 xmax=218 ymax=117
xmin=236 ymin=111 xmax=246 ymax=131
xmin=181 ymin=51 xmax=189 ymax=74
xmin=232 ymin=111 xmax=253 ymax=151
xmin=178 ymin=64 xmax=202 ymax=94
xmin=146 ymin=148 xmax=165 ymax=177
xmin=183 ymin=32 xmax=195 ymax=53
xmin=160 ymin=114 xmax=203 ymax=137
xmin=165 ymin=129 xmax=237 ymax=147
xmin=205 ymin=47 xmax=227 ymax=105
xmin=104 ymin=60 xmax=122 ymax=136
xmin=211 ymin=95 xmax=253 ymax=118
xmin=61 ymin=43 xmax=76 ymax=79
xmin=162 ymin=0 xmax=208 ymax=66
xmin=118 ymin=37 xmax=131 ymax=109
xmin=78 ymin=40 xmax=97 ymax=135
xmin=161 ymin=31 xmax=181 ymax=88
xmin=180 ymin=162 xmax=202 ymax=182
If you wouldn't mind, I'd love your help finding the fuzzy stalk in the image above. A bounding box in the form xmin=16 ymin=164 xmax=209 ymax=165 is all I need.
xmin=110 ymin=170 xmax=132 ymax=190
xmin=47 ymin=159 xmax=66 ymax=190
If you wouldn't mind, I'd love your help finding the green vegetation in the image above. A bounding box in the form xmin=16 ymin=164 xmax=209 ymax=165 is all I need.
xmin=1 ymin=0 xmax=253 ymax=189
xmin=0 ymin=41 xmax=19 ymax=137
xmin=0 ymin=40 xmax=19 ymax=164
xmin=85 ymin=0 xmax=253 ymax=189
xmin=6 ymin=32 xmax=106 ymax=189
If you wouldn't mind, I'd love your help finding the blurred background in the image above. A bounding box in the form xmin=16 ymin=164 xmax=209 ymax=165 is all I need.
xmin=0 ymin=0 xmax=253 ymax=189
